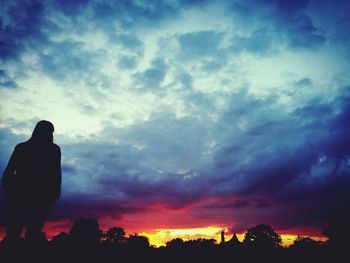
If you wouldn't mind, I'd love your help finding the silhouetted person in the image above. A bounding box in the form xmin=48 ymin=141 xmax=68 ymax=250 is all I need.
xmin=2 ymin=120 xmax=61 ymax=243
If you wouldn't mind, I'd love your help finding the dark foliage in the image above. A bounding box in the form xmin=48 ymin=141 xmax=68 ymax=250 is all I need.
xmin=126 ymin=234 xmax=150 ymax=249
xmin=243 ymin=224 xmax=282 ymax=249
xmin=323 ymin=216 xmax=350 ymax=249
xmin=102 ymin=227 xmax=126 ymax=244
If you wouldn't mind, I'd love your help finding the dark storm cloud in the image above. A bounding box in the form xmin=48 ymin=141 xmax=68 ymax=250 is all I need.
xmin=2 ymin=0 xmax=349 ymax=65
xmin=52 ymin=88 xmax=349 ymax=225
xmin=49 ymin=196 xmax=144 ymax=222
xmin=0 ymin=0 xmax=47 ymax=60
xmin=0 ymin=0 xmax=177 ymax=63
xmin=209 ymin=89 xmax=350 ymax=228
xmin=47 ymin=109 xmax=218 ymax=217
xmin=228 ymin=0 xmax=327 ymax=49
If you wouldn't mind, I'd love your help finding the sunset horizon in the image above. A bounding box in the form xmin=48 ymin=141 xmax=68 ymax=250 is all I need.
xmin=1 ymin=0 xmax=349 ymax=254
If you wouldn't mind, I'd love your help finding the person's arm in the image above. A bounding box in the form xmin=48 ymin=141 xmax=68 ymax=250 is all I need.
xmin=2 ymin=146 xmax=18 ymax=193
xmin=52 ymin=146 xmax=62 ymax=202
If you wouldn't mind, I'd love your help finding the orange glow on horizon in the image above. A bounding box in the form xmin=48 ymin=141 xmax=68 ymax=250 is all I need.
xmin=280 ymin=234 xmax=327 ymax=247
xmin=0 ymin=224 xmax=327 ymax=248
xmin=138 ymin=226 xmax=236 ymax=247
xmin=138 ymin=227 xmax=327 ymax=248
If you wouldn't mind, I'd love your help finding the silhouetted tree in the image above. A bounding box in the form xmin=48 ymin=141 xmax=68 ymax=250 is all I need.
xmin=102 ymin=227 xmax=126 ymax=245
xmin=126 ymin=234 xmax=149 ymax=249
xmin=323 ymin=217 xmax=349 ymax=249
xmin=290 ymin=236 xmax=321 ymax=250
xmin=184 ymin=238 xmax=216 ymax=249
xmin=166 ymin=238 xmax=184 ymax=249
xmin=69 ymin=218 xmax=101 ymax=245
xmin=51 ymin=232 xmax=70 ymax=246
xmin=243 ymin=224 xmax=282 ymax=249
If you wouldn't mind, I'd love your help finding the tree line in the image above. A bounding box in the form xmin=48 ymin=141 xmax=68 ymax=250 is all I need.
xmin=0 ymin=217 xmax=348 ymax=263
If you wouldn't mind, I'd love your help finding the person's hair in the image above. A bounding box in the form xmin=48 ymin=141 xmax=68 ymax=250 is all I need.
xmin=30 ymin=120 xmax=55 ymax=144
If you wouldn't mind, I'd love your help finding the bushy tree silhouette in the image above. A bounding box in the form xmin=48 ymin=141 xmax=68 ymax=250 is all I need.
xmin=166 ymin=238 xmax=184 ymax=249
xmin=103 ymin=227 xmax=126 ymax=245
xmin=126 ymin=234 xmax=149 ymax=249
xmin=243 ymin=224 xmax=282 ymax=249
xmin=185 ymin=238 xmax=216 ymax=249
xmin=290 ymin=236 xmax=321 ymax=250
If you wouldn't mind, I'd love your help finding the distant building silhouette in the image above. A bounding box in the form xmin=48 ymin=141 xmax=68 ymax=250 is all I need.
xmin=221 ymin=230 xmax=225 ymax=244
xmin=229 ymin=233 xmax=240 ymax=245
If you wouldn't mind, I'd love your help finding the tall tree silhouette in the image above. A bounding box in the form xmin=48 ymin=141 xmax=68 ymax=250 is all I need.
xmin=243 ymin=224 xmax=282 ymax=249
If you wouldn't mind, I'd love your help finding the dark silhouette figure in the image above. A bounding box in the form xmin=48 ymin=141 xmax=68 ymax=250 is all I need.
xmin=1 ymin=120 xmax=61 ymax=243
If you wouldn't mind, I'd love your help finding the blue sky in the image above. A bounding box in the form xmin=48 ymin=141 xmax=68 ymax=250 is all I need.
xmin=1 ymin=0 xmax=350 ymax=236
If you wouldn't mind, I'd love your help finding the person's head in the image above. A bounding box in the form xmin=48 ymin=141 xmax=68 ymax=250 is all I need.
xmin=30 ymin=120 xmax=55 ymax=144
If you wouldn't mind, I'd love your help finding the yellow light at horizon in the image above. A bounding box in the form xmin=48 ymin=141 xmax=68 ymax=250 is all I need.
xmin=137 ymin=227 xmax=326 ymax=248
xmin=138 ymin=226 xmax=245 ymax=247
xmin=280 ymin=234 xmax=327 ymax=247
xmin=140 ymin=226 xmax=222 ymax=247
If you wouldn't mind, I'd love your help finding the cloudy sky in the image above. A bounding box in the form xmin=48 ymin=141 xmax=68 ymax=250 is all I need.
xmin=1 ymin=0 xmax=350 ymax=244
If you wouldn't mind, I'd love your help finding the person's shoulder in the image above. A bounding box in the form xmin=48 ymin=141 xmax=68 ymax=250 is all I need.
xmin=14 ymin=141 xmax=29 ymax=150
xmin=52 ymin=143 xmax=61 ymax=152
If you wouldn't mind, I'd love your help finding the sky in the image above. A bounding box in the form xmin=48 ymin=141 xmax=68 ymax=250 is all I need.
xmin=1 ymin=0 xmax=350 ymax=246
